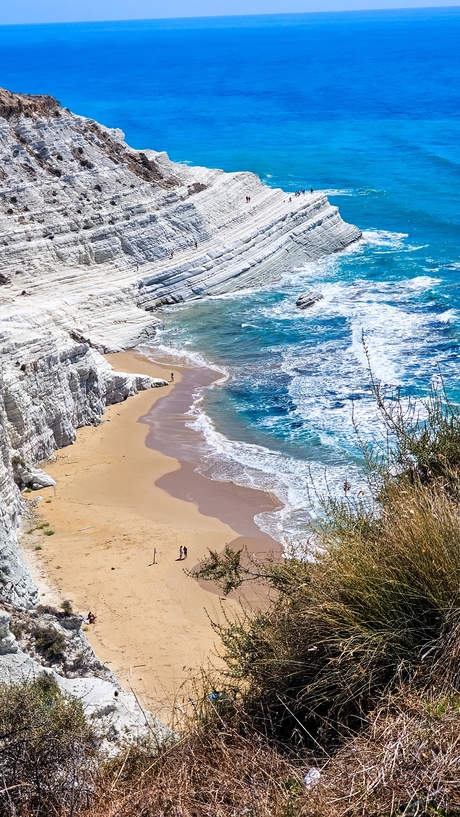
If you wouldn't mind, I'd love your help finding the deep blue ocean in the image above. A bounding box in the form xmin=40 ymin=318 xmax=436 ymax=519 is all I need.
xmin=1 ymin=9 xmax=459 ymax=544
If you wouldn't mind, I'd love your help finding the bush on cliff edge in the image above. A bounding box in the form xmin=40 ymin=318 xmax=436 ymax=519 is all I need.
xmin=0 ymin=674 xmax=99 ymax=816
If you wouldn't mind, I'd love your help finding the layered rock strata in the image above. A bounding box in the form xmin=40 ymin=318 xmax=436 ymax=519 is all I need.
xmin=0 ymin=87 xmax=361 ymax=701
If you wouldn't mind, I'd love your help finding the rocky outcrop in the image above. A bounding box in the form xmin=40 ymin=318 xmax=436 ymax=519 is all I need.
xmin=296 ymin=290 xmax=325 ymax=309
xmin=0 ymin=89 xmax=360 ymax=340
xmin=0 ymin=609 xmax=18 ymax=654
xmin=0 ymin=604 xmax=169 ymax=742
xmin=0 ymin=87 xmax=60 ymax=119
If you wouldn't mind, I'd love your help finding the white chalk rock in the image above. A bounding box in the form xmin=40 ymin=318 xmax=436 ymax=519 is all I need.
xmin=0 ymin=609 xmax=18 ymax=654
xmin=13 ymin=461 xmax=56 ymax=490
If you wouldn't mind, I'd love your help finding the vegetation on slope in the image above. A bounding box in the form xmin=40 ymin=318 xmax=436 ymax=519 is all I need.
xmin=0 ymin=675 xmax=98 ymax=816
xmin=4 ymin=377 xmax=460 ymax=816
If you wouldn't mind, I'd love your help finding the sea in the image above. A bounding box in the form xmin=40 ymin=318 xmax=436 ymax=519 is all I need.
xmin=1 ymin=8 xmax=459 ymax=546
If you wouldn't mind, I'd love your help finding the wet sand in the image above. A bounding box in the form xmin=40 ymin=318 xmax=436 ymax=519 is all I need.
xmin=19 ymin=350 xmax=281 ymax=718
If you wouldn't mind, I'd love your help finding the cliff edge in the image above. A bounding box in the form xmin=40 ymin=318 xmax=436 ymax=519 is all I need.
xmin=0 ymin=87 xmax=360 ymax=692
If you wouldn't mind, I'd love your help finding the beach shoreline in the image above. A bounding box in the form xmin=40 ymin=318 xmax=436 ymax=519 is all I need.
xmin=18 ymin=349 xmax=281 ymax=719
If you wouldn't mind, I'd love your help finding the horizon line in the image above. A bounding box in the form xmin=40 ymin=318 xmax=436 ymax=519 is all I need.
xmin=1 ymin=3 xmax=460 ymax=28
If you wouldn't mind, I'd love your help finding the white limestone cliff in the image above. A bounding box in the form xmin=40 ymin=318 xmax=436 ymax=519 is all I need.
xmin=0 ymin=87 xmax=361 ymax=694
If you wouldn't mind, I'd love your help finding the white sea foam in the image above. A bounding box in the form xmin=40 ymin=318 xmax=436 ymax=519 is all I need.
xmin=405 ymin=275 xmax=441 ymax=289
xmin=278 ymin=280 xmax=443 ymax=444
xmin=438 ymin=309 xmax=457 ymax=323
xmin=139 ymin=339 xmax=213 ymax=370
xmin=361 ymin=229 xmax=408 ymax=244
xmin=185 ymin=403 xmax=366 ymax=547
xmin=322 ymin=188 xmax=355 ymax=196
xmin=142 ymin=226 xmax=456 ymax=549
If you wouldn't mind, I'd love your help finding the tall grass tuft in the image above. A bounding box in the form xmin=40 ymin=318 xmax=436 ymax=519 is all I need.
xmin=91 ymin=717 xmax=309 ymax=817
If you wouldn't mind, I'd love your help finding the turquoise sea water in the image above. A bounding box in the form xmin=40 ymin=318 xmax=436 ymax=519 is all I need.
xmin=1 ymin=9 xmax=460 ymax=543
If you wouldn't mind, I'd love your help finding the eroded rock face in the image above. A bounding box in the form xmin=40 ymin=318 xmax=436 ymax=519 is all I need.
xmin=0 ymin=88 xmax=61 ymax=119
xmin=0 ymin=609 xmax=18 ymax=654
xmin=0 ymin=88 xmax=360 ymax=311
xmin=0 ymin=87 xmax=360 ymax=610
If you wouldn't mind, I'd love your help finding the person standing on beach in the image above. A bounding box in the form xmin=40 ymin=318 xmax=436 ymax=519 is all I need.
xmin=179 ymin=545 xmax=183 ymax=560
xmin=170 ymin=372 xmax=174 ymax=382
xmin=183 ymin=546 xmax=188 ymax=559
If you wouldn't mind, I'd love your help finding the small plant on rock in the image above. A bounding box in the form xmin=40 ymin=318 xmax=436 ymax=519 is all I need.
xmin=62 ymin=599 xmax=73 ymax=615
xmin=34 ymin=625 xmax=66 ymax=662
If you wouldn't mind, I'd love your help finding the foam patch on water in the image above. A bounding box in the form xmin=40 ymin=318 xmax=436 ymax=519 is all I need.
xmin=405 ymin=275 xmax=441 ymax=289
xmin=361 ymin=229 xmax=408 ymax=245
xmin=322 ymin=188 xmax=355 ymax=196
xmin=438 ymin=309 xmax=457 ymax=323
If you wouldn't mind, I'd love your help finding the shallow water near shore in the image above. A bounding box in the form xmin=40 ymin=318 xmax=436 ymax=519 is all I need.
xmin=2 ymin=8 xmax=460 ymax=545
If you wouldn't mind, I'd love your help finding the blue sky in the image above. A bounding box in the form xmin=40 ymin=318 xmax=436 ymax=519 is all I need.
xmin=1 ymin=0 xmax=459 ymax=26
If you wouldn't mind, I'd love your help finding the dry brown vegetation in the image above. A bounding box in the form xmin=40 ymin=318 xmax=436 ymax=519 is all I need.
xmin=91 ymin=722 xmax=309 ymax=817
xmin=309 ymin=691 xmax=460 ymax=817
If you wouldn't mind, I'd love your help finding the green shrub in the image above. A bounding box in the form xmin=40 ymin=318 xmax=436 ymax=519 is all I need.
xmin=34 ymin=625 xmax=66 ymax=661
xmin=0 ymin=675 xmax=99 ymax=816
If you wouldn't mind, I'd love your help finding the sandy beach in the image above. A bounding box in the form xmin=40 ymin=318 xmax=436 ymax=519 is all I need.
xmin=19 ymin=350 xmax=280 ymax=719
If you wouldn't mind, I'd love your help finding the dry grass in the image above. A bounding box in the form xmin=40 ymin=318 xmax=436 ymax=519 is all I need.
xmin=90 ymin=721 xmax=310 ymax=817
xmin=309 ymin=689 xmax=460 ymax=817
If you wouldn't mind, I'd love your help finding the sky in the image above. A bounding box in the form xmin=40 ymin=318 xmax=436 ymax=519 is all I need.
xmin=1 ymin=0 xmax=459 ymax=26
